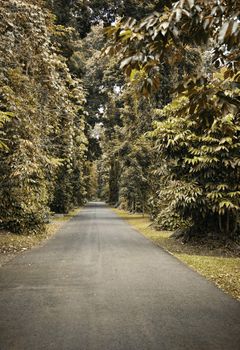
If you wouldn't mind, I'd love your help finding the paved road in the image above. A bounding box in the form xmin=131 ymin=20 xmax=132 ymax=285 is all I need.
xmin=0 ymin=203 xmax=239 ymax=350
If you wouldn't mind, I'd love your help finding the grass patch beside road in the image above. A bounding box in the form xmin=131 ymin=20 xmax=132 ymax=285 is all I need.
xmin=113 ymin=208 xmax=240 ymax=301
xmin=0 ymin=208 xmax=81 ymax=267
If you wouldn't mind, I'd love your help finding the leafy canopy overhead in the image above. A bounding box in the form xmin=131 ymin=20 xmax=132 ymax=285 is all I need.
xmin=105 ymin=0 xmax=240 ymax=95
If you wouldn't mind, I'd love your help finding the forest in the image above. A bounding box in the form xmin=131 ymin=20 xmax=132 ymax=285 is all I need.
xmin=0 ymin=0 xmax=239 ymax=242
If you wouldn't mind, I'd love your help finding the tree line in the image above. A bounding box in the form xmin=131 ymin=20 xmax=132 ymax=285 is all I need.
xmin=97 ymin=0 xmax=240 ymax=240
xmin=0 ymin=0 xmax=92 ymax=233
xmin=0 ymin=0 xmax=239 ymax=241
xmin=0 ymin=0 xmax=152 ymax=233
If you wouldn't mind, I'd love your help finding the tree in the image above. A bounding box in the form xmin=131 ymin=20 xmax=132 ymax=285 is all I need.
xmin=0 ymin=0 xmax=88 ymax=232
xmin=103 ymin=0 xmax=240 ymax=237
xmin=105 ymin=0 xmax=239 ymax=92
xmin=51 ymin=0 xmax=167 ymax=37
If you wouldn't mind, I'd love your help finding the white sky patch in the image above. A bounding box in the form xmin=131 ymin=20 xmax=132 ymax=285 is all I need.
xmin=113 ymin=85 xmax=121 ymax=94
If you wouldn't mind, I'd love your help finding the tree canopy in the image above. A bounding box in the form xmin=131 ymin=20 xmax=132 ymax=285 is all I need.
xmin=100 ymin=0 xmax=240 ymax=238
xmin=0 ymin=0 xmax=239 ymax=240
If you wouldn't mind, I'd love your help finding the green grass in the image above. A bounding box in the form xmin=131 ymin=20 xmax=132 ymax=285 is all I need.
xmin=51 ymin=208 xmax=81 ymax=222
xmin=113 ymin=209 xmax=240 ymax=301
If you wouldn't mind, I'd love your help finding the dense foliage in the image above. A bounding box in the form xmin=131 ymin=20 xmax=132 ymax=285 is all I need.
xmin=0 ymin=0 xmax=239 ymax=240
xmin=102 ymin=0 xmax=240 ymax=238
xmin=0 ymin=0 xmax=89 ymax=233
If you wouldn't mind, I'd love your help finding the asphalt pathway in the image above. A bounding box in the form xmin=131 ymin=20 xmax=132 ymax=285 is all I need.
xmin=0 ymin=202 xmax=240 ymax=350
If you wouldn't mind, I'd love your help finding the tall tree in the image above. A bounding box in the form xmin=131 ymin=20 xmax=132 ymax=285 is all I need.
xmin=104 ymin=0 xmax=240 ymax=237
xmin=0 ymin=0 xmax=88 ymax=232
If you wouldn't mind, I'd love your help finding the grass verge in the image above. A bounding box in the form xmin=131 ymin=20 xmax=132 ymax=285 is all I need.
xmin=0 ymin=208 xmax=81 ymax=267
xmin=113 ymin=208 xmax=240 ymax=301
